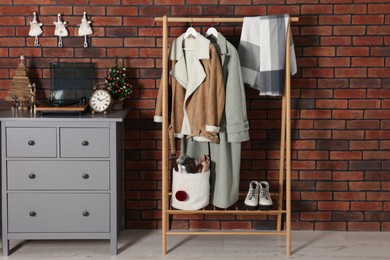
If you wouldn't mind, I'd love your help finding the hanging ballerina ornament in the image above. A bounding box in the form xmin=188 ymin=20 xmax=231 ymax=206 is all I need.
xmin=78 ymin=12 xmax=93 ymax=47
xmin=53 ymin=14 xmax=68 ymax=47
xmin=28 ymin=12 xmax=43 ymax=47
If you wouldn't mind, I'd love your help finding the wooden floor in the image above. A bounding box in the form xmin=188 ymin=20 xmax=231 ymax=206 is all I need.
xmin=1 ymin=229 xmax=390 ymax=259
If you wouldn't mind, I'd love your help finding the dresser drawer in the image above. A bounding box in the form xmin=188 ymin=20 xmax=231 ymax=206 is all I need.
xmin=6 ymin=128 xmax=57 ymax=158
xmin=8 ymin=193 xmax=110 ymax=233
xmin=60 ymin=128 xmax=109 ymax=158
xmin=7 ymin=161 xmax=110 ymax=191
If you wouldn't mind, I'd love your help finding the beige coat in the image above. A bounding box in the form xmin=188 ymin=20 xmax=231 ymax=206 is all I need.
xmin=154 ymin=33 xmax=225 ymax=144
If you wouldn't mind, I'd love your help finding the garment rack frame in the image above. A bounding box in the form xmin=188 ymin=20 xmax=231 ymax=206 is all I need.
xmin=154 ymin=15 xmax=298 ymax=256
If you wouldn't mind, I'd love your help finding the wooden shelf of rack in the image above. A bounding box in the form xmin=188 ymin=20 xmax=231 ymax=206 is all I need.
xmin=167 ymin=209 xmax=286 ymax=215
xmin=167 ymin=192 xmax=284 ymax=215
xmin=167 ymin=231 xmax=287 ymax=236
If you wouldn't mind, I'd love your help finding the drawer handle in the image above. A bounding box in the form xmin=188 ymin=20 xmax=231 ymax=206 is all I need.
xmin=82 ymin=173 xmax=90 ymax=179
xmin=29 ymin=211 xmax=37 ymax=217
xmin=29 ymin=173 xmax=36 ymax=179
xmin=82 ymin=211 xmax=90 ymax=217
xmin=82 ymin=141 xmax=89 ymax=146
xmin=28 ymin=140 xmax=35 ymax=146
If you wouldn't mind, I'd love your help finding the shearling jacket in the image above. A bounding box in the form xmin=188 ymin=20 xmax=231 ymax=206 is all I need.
xmin=154 ymin=33 xmax=225 ymax=144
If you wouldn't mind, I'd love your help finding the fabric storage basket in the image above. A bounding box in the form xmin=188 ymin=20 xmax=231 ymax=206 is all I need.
xmin=171 ymin=169 xmax=210 ymax=210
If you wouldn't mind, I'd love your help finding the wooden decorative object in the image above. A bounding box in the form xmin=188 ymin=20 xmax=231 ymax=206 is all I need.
xmin=29 ymin=83 xmax=37 ymax=113
xmin=6 ymin=55 xmax=33 ymax=110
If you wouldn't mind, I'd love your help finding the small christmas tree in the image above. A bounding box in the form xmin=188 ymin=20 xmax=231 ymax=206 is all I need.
xmin=105 ymin=57 xmax=132 ymax=100
xmin=6 ymin=55 xmax=33 ymax=110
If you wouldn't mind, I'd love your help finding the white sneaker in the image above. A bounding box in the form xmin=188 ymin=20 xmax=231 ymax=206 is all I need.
xmin=244 ymin=181 xmax=259 ymax=210
xmin=259 ymin=181 xmax=273 ymax=210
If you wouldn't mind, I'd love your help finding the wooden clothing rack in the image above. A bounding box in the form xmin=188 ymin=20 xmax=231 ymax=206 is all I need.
xmin=154 ymin=15 xmax=298 ymax=256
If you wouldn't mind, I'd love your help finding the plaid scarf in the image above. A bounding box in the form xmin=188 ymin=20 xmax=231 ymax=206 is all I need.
xmin=238 ymin=14 xmax=297 ymax=96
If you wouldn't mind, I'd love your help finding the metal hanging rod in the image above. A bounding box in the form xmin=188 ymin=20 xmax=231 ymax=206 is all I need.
xmin=154 ymin=16 xmax=299 ymax=23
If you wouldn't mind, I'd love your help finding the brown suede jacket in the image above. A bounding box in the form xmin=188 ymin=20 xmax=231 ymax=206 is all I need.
xmin=154 ymin=33 xmax=225 ymax=145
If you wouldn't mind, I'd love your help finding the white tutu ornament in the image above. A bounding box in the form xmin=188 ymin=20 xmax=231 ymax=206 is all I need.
xmin=29 ymin=12 xmax=43 ymax=47
xmin=53 ymin=14 xmax=68 ymax=47
xmin=78 ymin=12 xmax=93 ymax=47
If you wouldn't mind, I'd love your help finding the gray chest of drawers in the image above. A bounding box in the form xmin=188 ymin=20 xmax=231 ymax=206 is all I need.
xmin=0 ymin=110 xmax=127 ymax=256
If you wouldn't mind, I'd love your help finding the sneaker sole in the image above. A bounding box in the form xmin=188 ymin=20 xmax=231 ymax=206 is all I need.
xmin=244 ymin=203 xmax=259 ymax=210
xmin=259 ymin=204 xmax=273 ymax=210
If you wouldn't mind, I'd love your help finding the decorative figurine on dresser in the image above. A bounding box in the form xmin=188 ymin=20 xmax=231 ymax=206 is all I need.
xmin=0 ymin=109 xmax=128 ymax=255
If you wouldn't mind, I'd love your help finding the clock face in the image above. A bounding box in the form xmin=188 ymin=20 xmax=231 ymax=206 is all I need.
xmin=89 ymin=89 xmax=112 ymax=112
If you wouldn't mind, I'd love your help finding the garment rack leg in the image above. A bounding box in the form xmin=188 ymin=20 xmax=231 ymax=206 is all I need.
xmin=277 ymin=95 xmax=286 ymax=232
xmin=161 ymin=15 xmax=169 ymax=256
xmin=285 ymin=20 xmax=292 ymax=257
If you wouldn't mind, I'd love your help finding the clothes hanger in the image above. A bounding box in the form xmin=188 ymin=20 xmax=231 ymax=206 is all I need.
xmin=205 ymin=18 xmax=218 ymax=39
xmin=184 ymin=27 xmax=197 ymax=38
xmin=184 ymin=18 xmax=197 ymax=39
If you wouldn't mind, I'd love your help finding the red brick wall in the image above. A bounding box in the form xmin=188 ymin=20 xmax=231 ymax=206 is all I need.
xmin=1 ymin=1 xmax=389 ymax=231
